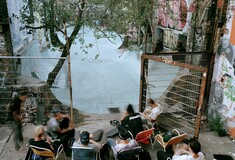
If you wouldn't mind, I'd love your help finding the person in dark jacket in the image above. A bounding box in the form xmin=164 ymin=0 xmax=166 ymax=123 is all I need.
xmin=121 ymin=104 xmax=144 ymax=138
xmin=10 ymin=87 xmax=28 ymax=151
xmin=57 ymin=117 xmax=75 ymax=157
xmin=29 ymin=125 xmax=55 ymax=159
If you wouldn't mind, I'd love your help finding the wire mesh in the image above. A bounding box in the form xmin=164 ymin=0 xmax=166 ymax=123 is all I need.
xmin=0 ymin=56 xmax=68 ymax=125
xmin=140 ymin=53 xmax=208 ymax=137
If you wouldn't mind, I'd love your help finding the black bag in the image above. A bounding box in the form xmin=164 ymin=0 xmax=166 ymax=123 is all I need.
xmin=100 ymin=144 xmax=115 ymax=160
xmin=213 ymin=154 xmax=233 ymax=160
xmin=139 ymin=149 xmax=151 ymax=160
xmin=117 ymin=147 xmax=143 ymax=160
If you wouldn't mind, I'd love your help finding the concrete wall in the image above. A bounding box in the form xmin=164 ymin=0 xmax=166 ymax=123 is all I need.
xmin=6 ymin=0 xmax=33 ymax=55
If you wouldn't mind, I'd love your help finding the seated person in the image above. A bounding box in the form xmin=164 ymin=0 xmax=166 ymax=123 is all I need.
xmin=46 ymin=109 xmax=63 ymax=139
xmin=143 ymin=98 xmax=162 ymax=128
xmin=56 ymin=117 xmax=75 ymax=157
xmin=28 ymin=125 xmax=55 ymax=159
xmin=106 ymin=126 xmax=139 ymax=159
xmin=172 ymin=138 xmax=205 ymax=160
xmin=157 ymin=138 xmax=189 ymax=160
xmin=121 ymin=104 xmax=144 ymax=138
xmin=46 ymin=109 xmax=70 ymax=139
xmin=73 ymin=130 xmax=103 ymax=152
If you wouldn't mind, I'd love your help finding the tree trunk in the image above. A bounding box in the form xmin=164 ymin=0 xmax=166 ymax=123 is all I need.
xmin=118 ymin=36 xmax=129 ymax=49
xmin=46 ymin=45 xmax=67 ymax=86
xmin=46 ymin=0 xmax=85 ymax=86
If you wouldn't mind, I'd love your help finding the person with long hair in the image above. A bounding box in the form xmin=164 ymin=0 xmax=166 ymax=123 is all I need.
xmin=121 ymin=104 xmax=144 ymax=138
xmin=143 ymin=98 xmax=162 ymax=128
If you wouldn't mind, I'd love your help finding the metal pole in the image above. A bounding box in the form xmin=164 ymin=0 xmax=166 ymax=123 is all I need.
xmin=194 ymin=71 xmax=208 ymax=139
xmin=64 ymin=24 xmax=74 ymax=124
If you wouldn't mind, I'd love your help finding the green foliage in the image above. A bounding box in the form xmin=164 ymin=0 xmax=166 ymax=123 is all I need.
xmin=208 ymin=115 xmax=227 ymax=137
xmin=21 ymin=0 xmax=153 ymax=50
xmin=20 ymin=0 xmax=154 ymax=84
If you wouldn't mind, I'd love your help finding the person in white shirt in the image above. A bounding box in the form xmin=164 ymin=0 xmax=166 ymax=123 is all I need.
xmin=143 ymin=98 xmax=162 ymax=128
xmin=172 ymin=138 xmax=205 ymax=160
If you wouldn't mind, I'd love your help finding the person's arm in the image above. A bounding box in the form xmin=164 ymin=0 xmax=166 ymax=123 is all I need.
xmin=172 ymin=154 xmax=191 ymax=160
xmin=13 ymin=111 xmax=22 ymax=122
xmin=121 ymin=116 xmax=128 ymax=126
xmin=120 ymin=111 xmax=128 ymax=121
xmin=174 ymin=148 xmax=190 ymax=156
xmin=45 ymin=136 xmax=56 ymax=152
xmin=90 ymin=139 xmax=102 ymax=151
xmin=143 ymin=109 xmax=151 ymax=116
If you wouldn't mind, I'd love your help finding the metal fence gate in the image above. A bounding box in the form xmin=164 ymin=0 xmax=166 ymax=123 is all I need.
xmin=0 ymin=56 xmax=69 ymax=125
xmin=139 ymin=52 xmax=208 ymax=138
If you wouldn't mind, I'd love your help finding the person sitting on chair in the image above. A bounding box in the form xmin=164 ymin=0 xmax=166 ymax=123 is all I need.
xmin=46 ymin=109 xmax=66 ymax=139
xmin=56 ymin=117 xmax=75 ymax=157
xmin=106 ymin=125 xmax=139 ymax=159
xmin=143 ymin=98 xmax=162 ymax=129
xmin=172 ymin=138 xmax=205 ymax=160
xmin=73 ymin=131 xmax=103 ymax=152
xmin=157 ymin=138 xmax=189 ymax=160
xmin=28 ymin=125 xmax=55 ymax=159
xmin=121 ymin=104 xmax=144 ymax=138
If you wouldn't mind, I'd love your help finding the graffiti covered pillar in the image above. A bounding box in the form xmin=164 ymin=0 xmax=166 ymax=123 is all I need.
xmin=208 ymin=1 xmax=235 ymax=138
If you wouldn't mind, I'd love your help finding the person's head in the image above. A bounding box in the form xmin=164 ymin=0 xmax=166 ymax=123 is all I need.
xmin=126 ymin=104 xmax=135 ymax=115
xmin=59 ymin=117 xmax=70 ymax=130
xmin=175 ymin=138 xmax=189 ymax=151
xmin=17 ymin=87 xmax=28 ymax=101
xmin=188 ymin=138 xmax=201 ymax=154
xmin=147 ymin=98 xmax=158 ymax=108
xmin=80 ymin=131 xmax=90 ymax=145
xmin=181 ymin=138 xmax=189 ymax=150
xmin=34 ymin=125 xmax=45 ymax=139
xmin=53 ymin=109 xmax=63 ymax=120
xmin=118 ymin=127 xmax=130 ymax=140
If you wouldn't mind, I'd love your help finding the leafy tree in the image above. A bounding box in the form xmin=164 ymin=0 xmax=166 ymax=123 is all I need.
xmin=21 ymin=0 xmax=153 ymax=86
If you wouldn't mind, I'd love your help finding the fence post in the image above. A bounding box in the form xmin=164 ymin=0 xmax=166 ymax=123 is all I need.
xmin=194 ymin=71 xmax=207 ymax=139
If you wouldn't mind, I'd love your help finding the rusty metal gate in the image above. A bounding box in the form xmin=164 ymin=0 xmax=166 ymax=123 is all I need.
xmin=139 ymin=52 xmax=208 ymax=138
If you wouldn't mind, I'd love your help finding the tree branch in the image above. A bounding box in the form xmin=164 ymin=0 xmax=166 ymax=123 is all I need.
xmin=69 ymin=0 xmax=85 ymax=44
xmin=25 ymin=25 xmax=47 ymax=29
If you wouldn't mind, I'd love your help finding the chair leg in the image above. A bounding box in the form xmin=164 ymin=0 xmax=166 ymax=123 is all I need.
xmin=150 ymin=136 xmax=155 ymax=149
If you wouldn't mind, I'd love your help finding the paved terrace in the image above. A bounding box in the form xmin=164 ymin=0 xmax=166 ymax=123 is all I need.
xmin=0 ymin=113 xmax=235 ymax=160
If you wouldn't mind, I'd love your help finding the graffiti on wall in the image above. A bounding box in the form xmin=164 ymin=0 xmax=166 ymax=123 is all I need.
xmin=158 ymin=0 xmax=189 ymax=31
xmin=163 ymin=30 xmax=178 ymax=49
xmin=209 ymin=43 xmax=235 ymax=137
xmin=208 ymin=0 xmax=235 ymax=138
